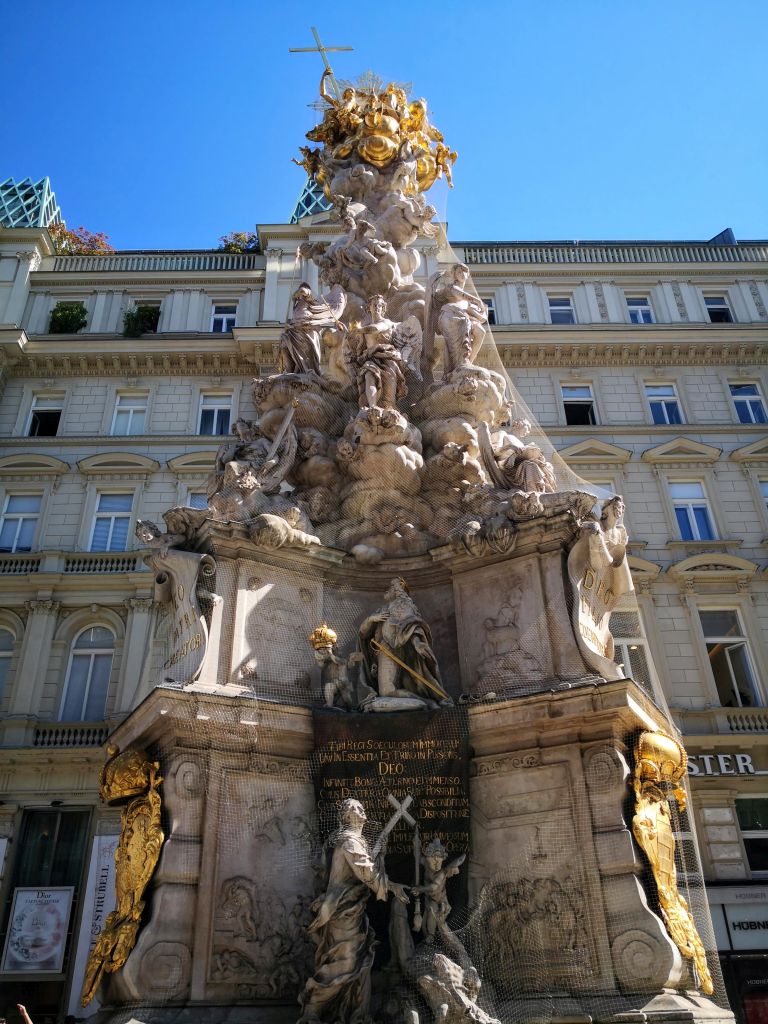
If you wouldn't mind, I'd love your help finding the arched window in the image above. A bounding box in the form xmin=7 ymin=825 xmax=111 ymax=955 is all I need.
xmin=0 ymin=628 xmax=14 ymax=703
xmin=60 ymin=626 xmax=114 ymax=721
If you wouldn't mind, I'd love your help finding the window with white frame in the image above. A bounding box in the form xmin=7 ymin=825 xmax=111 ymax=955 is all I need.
xmin=669 ymin=481 xmax=716 ymax=540
xmin=561 ymin=384 xmax=597 ymax=425
xmin=198 ymin=392 xmax=232 ymax=435
xmin=626 ymin=295 xmax=654 ymax=324
xmin=483 ymin=296 xmax=497 ymax=325
xmin=729 ymin=382 xmax=768 ymax=424
xmin=0 ymin=493 xmax=42 ymax=552
xmin=704 ymin=294 xmax=734 ymax=323
xmin=90 ymin=493 xmax=133 ymax=551
xmin=27 ymin=394 xmax=64 ymax=437
xmin=548 ymin=295 xmax=576 ymax=325
xmin=611 ymin=611 xmax=658 ymax=699
xmin=645 ymin=383 xmax=683 ymax=425
xmin=736 ymin=799 xmax=768 ymax=873
xmin=0 ymin=628 xmax=14 ymax=704
xmin=210 ymin=304 xmax=237 ymax=333
xmin=60 ymin=626 xmax=114 ymax=721
xmin=698 ymin=609 xmax=760 ymax=708
xmin=188 ymin=491 xmax=208 ymax=509
xmin=111 ymin=393 xmax=147 ymax=435
xmin=760 ymin=480 xmax=768 ymax=511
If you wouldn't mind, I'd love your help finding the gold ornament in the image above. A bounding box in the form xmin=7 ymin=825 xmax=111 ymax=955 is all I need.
xmin=309 ymin=623 xmax=338 ymax=650
xmin=301 ymin=73 xmax=456 ymax=193
xmin=81 ymin=745 xmax=164 ymax=1006
xmin=631 ymin=731 xmax=713 ymax=995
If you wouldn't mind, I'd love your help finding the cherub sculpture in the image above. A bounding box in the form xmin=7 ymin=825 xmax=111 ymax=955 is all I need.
xmin=413 ymin=838 xmax=467 ymax=946
xmin=308 ymin=624 xmax=369 ymax=711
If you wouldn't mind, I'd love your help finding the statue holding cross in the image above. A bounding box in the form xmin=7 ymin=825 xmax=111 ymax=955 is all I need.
xmin=298 ymin=796 xmax=409 ymax=1024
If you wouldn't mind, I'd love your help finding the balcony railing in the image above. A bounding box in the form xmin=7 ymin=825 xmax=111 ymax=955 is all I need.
xmin=0 ymin=552 xmax=41 ymax=574
xmin=460 ymin=242 xmax=768 ymax=266
xmin=64 ymin=552 xmax=140 ymax=573
xmin=676 ymin=706 xmax=768 ymax=735
xmin=49 ymin=251 xmax=261 ymax=273
xmin=33 ymin=722 xmax=111 ymax=748
xmin=0 ymin=551 xmax=144 ymax=574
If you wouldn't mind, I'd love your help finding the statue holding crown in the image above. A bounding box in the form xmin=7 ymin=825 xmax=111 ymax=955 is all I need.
xmin=309 ymin=623 xmax=370 ymax=711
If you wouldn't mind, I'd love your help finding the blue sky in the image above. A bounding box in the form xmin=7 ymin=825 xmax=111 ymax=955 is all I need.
xmin=1 ymin=0 xmax=766 ymax=249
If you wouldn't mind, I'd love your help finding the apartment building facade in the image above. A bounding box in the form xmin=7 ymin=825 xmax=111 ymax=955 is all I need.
xmin=0 ymin=221 xmax=766 ymax=1023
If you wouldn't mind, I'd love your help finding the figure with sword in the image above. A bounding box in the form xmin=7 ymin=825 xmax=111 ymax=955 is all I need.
xmin=357 ymin=577 xmax=453 ymax=710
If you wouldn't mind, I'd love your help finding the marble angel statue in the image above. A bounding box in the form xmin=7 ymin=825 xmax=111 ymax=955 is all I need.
xmin=344 ymin=293 xmax=422 ymax=410
xmin=278 ymin=282 xmax=346 ymax=377
xmin=424 ymin=263 xmax=488 ymax=374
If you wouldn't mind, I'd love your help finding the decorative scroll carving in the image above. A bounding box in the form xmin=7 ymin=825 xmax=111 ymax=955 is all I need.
xmin=81 ymin=744 xmax=164 ymax=1006
xmin=631 ymin=730 xmax=713 ymax=995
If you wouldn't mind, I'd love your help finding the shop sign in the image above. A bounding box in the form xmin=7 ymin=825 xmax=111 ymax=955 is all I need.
xmin=1 ymin=886 xmax=74 ymax=973
xmin=68 ymin=835 xmax=118 ymax=1016
xmin=724 ymin=904 xmax=768 ymax=951
xmin=687 ymin=753 xmax=760 ymax=776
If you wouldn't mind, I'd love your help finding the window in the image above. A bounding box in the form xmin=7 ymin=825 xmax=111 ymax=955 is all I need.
xmin=111 ymin=393 xmax=147 ymax=435
xmin=484 ymin=296 xmax=497 ymax=325
xmin=188 ymin=491 xmax=208 ymax=509
xmin=730 ymin=383 xmax=767 ymax=424
xmin=27 ymin=395 xmax=63 ymax=437
xmin=646 ymin=383 xmax=683 ymax=425
xmin=736 ymin=799 xmax=768 ymax=873
xmin=11 ymin=808 xmax=90 ymax=887
xmin=760 ymin=480 xmax=768 ymax=511
xmin=699 ymin=610 xmax=760 ymax=708
xmin=210 ymin=303 xmax=237 ymax=332
xmin=704 ymin=294 xmax=734 ymax=323
xmin=90 ymin=492 xmax=133 ymax=551
xmin=669 ymin=482 xmax=715 ymax=540
xmin=626 ymin=296 xmax=654 ymax=324
xmin=0 ymin=494 xmax=41 ymax=551
xmin=562 ymin=384 xmax=596 ymax=425
xmin=0 ymin=628 xmax=13 ymax=704
xmin=548 ymin=295 xmax=576 ymax=324
xmin=611 ymin=611 xmax=657 ymax=699
xmin=198 ymin=393 xmax=231 ymax=435
xmin=60 ymin=626 xmax=114 ymax=720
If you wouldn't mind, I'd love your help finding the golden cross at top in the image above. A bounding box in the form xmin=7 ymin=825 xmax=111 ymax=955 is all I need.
xmin=289 ymin=26 xmax=353 ymax=102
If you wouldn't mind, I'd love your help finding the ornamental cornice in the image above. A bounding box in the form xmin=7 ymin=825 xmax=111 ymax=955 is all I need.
xmin=123 ymin=597 xmax=154 ymax=612
xmin=492 ymin=340 xmax=767 ymax=369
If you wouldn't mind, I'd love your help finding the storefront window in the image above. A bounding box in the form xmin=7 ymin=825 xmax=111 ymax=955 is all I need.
xmin=737 ymin=799 xmax=768 ymax=873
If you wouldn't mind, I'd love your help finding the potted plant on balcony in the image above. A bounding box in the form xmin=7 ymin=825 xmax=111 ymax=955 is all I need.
xmin=49 ymin=301 xmax=88 ymax=334
xmin=123 ymin=304 xmax=161 ymax=337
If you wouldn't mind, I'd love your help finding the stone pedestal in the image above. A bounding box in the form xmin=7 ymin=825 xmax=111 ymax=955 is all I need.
xmin=90 ymin=522 xmax=732 ymax=1024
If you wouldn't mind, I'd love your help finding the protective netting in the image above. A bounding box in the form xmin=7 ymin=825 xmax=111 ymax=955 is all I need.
xmin=99 ymin=70 xmax=729 ymax=1024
